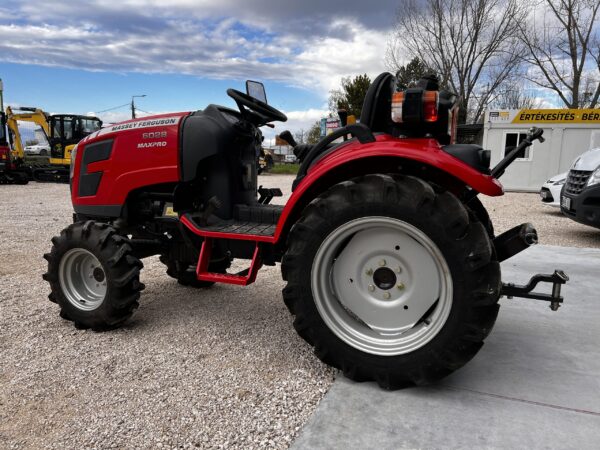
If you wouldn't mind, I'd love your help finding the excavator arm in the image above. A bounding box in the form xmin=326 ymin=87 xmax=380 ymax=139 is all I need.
xmin=4 ymin=107 xmax=102 ymax=182
xmin=5 ymin=106 xmax=50 ymax=162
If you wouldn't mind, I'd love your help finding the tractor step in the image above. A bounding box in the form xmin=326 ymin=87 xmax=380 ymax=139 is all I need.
xmin=179 ymin=206 xmax=282 ymax=285
xmin=195 ymin=238 xmax=261 ymax=286
xmin=180 ymin=204 xmax=282 ymax=242
xmin=200 ymin=220 xmax=276 ymax=236
xmin=182 ymin=214 xmax=277 ymax=239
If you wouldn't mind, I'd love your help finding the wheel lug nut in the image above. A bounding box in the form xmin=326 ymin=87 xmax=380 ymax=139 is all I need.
xmin=383 ymin=292 xmax=391 ymax=300
xmin=397 ymin=283 xmax=405 ymax=290
xmin=395 ymin=267 xmax=402 ymax=274
xmin=379 ymin=259 xmax=386 ymax=267
xmin=365 ymin=268 xmax=373 ymax=276
xmin=368 ymin=284 xmax=375 ymax=292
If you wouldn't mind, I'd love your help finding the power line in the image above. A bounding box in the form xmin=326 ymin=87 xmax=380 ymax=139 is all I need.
xmin=95 ymin=102 xmax=131 ymax=114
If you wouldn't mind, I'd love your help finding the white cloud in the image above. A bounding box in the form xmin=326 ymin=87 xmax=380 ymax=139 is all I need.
xmin=0 ymin=2 xmax=392 ymax=96
xmin=292 ymin=20 xmax=389 ymax=94
xmin=262 ymin=108 xmax=329 ymax=142
xmin=0 ymin=1 xmax=398 ymax=135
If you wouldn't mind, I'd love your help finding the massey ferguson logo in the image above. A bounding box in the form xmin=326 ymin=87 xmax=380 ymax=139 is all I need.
xmin=112 ymin=117 xmax=178 ymax=131
xmin=138 ymin=141 xmax=167 ymax=149
xmin=96 ymin=115 xmax=182 ymax=137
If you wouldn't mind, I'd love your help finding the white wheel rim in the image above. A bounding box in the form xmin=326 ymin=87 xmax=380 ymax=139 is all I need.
xmin=58 ymin=248 xmax=107 ymax=311
xmin=311 ymin=217 xmax=453 ymax=356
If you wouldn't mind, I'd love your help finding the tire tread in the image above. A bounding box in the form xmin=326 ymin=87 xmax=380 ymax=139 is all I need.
xmin=281 ymin=174 xmax=501 ymax=389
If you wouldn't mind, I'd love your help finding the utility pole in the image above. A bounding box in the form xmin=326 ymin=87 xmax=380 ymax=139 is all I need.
xmin=0 ymin=78 xmax=4 ymax=112
xmin=131 ymin=94 xmax=146 ymax=119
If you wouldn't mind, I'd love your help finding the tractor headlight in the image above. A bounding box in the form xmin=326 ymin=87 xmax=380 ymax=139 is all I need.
xmin=588 ymin=166 xmax=600 ymax=187
xmin=70 ymin=145 xmax=78 ymax=179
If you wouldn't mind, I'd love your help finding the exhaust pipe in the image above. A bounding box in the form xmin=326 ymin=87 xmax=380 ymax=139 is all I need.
xmin=493 ymin=223 xmax=538 ymax=262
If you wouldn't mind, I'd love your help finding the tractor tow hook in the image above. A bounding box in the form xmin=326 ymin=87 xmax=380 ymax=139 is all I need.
xmin=501 ymin=270 xmax=569 ymax=311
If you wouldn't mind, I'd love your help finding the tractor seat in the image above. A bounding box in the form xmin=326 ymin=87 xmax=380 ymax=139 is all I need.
xmin=443 ymin=144 xmax=491 ymax=174
xmin=294 ymin=72 xmax=395 ymax=162
xmin=360 ymin=72 xmax=395 ymax=133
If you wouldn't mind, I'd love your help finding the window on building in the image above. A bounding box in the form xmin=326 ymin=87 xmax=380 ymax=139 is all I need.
xmin=503 ymin=132 xmax=531 ymax=160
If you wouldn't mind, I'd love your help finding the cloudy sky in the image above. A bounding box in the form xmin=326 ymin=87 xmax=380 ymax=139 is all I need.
xmin=0 ymin=0 xmax=399 ymax=140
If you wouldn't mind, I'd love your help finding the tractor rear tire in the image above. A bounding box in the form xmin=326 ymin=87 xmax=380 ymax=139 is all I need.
xmin=43 ymin=221 xmax=144 ymax=330
xmin=159 ymin=255 xmax=231 ymax=288
xmin=281 ymin=174 xmax=501 ymax=389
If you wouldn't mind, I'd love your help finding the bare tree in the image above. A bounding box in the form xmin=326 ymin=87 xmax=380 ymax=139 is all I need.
xmin=490 ymin=84 xmax=544 ymax=109
xmin=294 ymin=129 xmax=307 ymax=145
xmin=518 ymin=0 xmax=600 ymax=108
xmin=387 ymin=0 xmax=527 ymax=124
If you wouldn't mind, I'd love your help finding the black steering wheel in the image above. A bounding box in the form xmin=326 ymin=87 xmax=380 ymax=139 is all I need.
xmin=227 ymin=89 xmax=287 ymax=123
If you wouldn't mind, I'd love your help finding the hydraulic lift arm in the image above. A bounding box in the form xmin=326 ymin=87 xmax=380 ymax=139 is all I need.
xmin=5 ymin=106 xmax=50 ymax=162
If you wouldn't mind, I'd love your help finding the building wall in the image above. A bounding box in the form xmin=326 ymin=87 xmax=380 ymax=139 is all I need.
xmin=483 ymin=109 xmax=600 ymax=191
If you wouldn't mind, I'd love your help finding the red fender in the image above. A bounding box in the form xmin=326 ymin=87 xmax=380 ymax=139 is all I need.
xmin=271 ymin=134 xmax=503 ymax=243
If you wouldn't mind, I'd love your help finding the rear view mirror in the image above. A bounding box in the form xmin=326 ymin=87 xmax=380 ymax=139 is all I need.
xmin=246 ymin=80 xmax=267 ymax=104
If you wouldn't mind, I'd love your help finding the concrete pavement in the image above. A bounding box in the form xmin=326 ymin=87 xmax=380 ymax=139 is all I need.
xmin=292 ymin=245 xmax=600 ymax=450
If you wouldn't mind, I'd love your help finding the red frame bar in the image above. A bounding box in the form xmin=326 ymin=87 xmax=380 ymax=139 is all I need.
xmin=195 ymin=237 xmax=262 ymax=286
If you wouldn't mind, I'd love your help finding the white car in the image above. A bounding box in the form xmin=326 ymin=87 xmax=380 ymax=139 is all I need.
xmin=540 ymin=172 xmax=567 ymax=207
xmin=24 ymin=144 xmax=50 ymax=156
xmin=284 ymin=154 xmax=297 ymax=163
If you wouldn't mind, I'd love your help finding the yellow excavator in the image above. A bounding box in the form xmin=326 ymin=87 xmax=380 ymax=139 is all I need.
xmin=4 ymin=106 xmax=102 ymax=182
xmin=0 ymin=110 xmax=29 ymax=184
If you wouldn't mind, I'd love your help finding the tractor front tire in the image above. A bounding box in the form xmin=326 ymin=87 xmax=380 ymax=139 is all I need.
xmin=43 ymin=221 xmax=144 ymax=330
xmin=281 ymin=174 xmax=501 ymax=389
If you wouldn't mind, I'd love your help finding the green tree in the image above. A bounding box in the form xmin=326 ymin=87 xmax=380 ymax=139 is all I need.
xmin=394 ymin=57 xmax=431 ymax=89
xmin=328 ymin=74 xmax=372 ymax=118
xmin=307 ymin=121 xmax=322 ymax=144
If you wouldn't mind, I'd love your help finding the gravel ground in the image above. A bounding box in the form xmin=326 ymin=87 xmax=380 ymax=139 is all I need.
xmin=0 ymin=178 xmax=333 ymax=450
xmin=480 ymin=192 xmax=600 ymax=248
xmin=1 ymin=175 xmax=598 ymax=449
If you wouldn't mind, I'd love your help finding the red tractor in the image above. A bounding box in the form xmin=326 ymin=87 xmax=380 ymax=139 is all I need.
xmin=43 ymin=75 xmax=568 ymax=389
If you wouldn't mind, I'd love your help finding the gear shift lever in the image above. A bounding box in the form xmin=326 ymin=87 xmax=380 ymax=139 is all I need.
xmin=279 ymin=130 xmax=298 ymax=147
